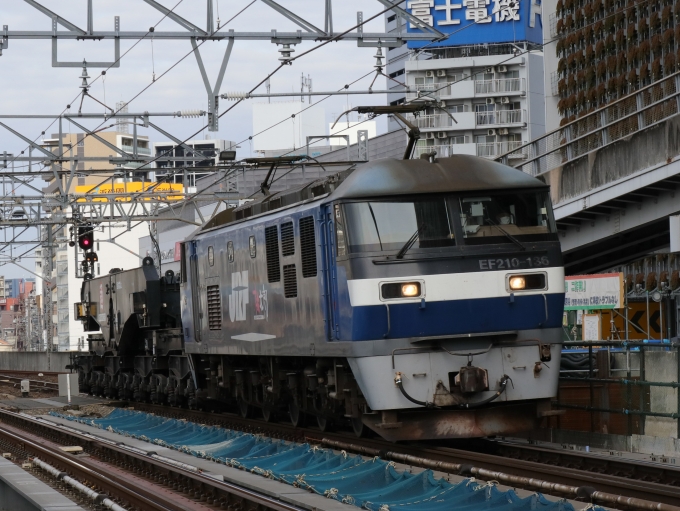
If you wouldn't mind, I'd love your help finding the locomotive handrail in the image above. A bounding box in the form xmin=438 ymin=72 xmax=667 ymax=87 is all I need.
xmin=384 ymin=304 xmax=391 ymax=338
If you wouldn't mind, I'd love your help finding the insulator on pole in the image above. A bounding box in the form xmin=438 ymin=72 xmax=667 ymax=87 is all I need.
xmin=178 ymin=110 xmax=205 ymax=118
xmin=223 ymin=92 xmax=249 ymax=100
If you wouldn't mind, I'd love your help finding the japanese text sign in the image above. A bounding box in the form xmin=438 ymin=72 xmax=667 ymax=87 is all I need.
xmin=406 ymin=0 xmax=542 ymax=47
xmin=564 ymin=273 xmax=624 ymax=311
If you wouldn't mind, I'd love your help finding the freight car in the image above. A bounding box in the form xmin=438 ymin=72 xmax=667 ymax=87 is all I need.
xmin=74 ymin=154 xmax=565 ymax=440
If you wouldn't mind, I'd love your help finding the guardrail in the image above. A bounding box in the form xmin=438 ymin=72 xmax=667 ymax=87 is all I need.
xmin=497 ymin=72 xmax=680 ymax=176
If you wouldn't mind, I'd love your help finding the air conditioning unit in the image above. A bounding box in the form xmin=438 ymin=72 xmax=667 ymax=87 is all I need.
xmin=425 ymin=70 xmax=434 ymax=77
xmin=486 ymin=98 xmax=495 ymax=105
xmin=426 ymin=132 xmax=435 ymax=139
xmin=498 ymin=128 xmax=509 ymax=135
xmin=436 ymin=70 xmax=447 ymax=77
xmin=487 ymin=129 xmax=496 ymax=136
xmin=437 ymin=132 xmax=447 ymax=139
xmin=486 ymin=67 xmax=494 ymax=73
xmin=501 ymin=97 xmax=510 ymax=104
xmin=497 ymin=65 xmax=507 ymax=73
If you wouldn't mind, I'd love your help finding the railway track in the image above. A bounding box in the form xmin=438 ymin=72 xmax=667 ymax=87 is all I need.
xmin=122 ymin=401 xmax=680 ymax=508
xmin=0 ymin=408 xmax=309 ymax=511
xmin=0 ymin=372 xmax=59 ymax=392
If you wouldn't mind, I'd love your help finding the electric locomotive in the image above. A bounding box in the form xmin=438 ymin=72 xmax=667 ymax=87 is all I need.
xmin=74 ymin=154 xmax=565 ymax=440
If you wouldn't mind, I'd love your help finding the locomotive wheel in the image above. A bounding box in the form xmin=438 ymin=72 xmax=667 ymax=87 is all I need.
xmin=238 ymin=398 xmax=252 ymax=419
xmin=262 ymin=404 xmax=274 ymax=423
xmin=316 ymin=415 xmax=331 ymax=432
xmin=289 ymin=402 xmax=305 ymax=427
xmin=351 ymin=417 xmax=368 ymax=438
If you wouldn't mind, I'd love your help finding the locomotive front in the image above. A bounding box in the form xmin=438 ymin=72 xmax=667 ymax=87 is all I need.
xmin=326 ymin=155 xmax=564 ymax=439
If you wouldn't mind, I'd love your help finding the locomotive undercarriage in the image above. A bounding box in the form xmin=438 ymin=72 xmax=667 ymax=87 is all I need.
xmin=75 ymin=352 xmax=370 ymax=435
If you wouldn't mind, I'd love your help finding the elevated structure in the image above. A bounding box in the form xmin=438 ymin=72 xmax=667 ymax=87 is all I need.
xmin=486 ymin=1 xmax=680 ymax=276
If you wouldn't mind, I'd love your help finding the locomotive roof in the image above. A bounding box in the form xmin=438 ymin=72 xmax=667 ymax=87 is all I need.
xmin=328 ymin=154 xmax=545 ymax=200
xmin=197 ymin=155 xmax=545 ymax=234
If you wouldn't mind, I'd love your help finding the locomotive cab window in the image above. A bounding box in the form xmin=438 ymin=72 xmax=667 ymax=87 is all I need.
xmin=342 ymin=199 xmax=455 ymax=253
xmin=227 ymin=241 xmax=234 ymax=262
xmin=459 ymin=191 xmax=556 ymax=244
xmin=249 ymin=236 xmax=256 ymax=258
xmin=208 ymin=246 xmax=214 ymax=266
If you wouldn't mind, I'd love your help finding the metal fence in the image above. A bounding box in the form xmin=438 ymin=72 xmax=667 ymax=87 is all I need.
xmin=407 ymin=114 xmax=454 ymax=129
xmin=476 ymin=141 xmax=524 ymax=158
xmin=476 ymin=109 xmax=525 ymax=126
xmin=557 ymin=340 xmax=680 ymax=438
xmin=497 ymin=72 xmax=680 ymax=176
xmin=474 ymin=78 xmax=523 ymax=94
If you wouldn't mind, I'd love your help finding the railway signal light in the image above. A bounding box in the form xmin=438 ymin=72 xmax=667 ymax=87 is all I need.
xmin=78 ymin=224 xmax=94 ymax=251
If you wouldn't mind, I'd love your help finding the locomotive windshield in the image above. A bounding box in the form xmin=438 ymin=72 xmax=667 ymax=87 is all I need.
xmin=459 ymin=191 xmax=554 ymax=244
xmin=341 ymin=191 xmax=555 ymax=254
xmin=343 ymin=199 xmax=455 ymax=253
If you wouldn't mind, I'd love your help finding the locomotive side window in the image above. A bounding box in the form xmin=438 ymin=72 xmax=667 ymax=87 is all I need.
xmin=227 ymin=241 xmax=234 ymax=262
xmin=299 ymin=216 xmax=317 ymax=278
xmin=249 ymin=236 xmax=256 ymax=258
xmin=335 ymin=205 xmax=347 ymax=257
xmin=265 ymin=225 xmax=281 ymax=282
xmin=343 ymin=199 xmax=455 ymax=253
xmin=280 ymin=222 xmax=295 ymax=256
xmin=208 ymin=246 xmax=214 ymax=266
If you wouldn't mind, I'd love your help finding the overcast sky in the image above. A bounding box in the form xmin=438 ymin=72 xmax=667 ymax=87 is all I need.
xmin=1 ymin=0 xmax=391 ymax=153
xmin=0 ymin=0 xmax=394 ymax=278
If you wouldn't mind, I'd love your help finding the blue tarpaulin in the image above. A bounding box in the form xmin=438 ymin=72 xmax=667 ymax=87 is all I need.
xmin=52 ymin=409 xmax=604 ymax=511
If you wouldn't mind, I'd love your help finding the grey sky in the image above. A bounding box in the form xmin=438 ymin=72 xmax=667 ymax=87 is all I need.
xmin=0 ymin=0 xmax=395 ymax=278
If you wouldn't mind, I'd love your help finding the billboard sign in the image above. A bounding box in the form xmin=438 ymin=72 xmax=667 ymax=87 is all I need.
xmin=75 ymin=182 xmax=184 ymax=202
xmin=406 ymin=0 xmax=542 ymax=48
xmin=564 ymin=273 xmax=624 ymax=311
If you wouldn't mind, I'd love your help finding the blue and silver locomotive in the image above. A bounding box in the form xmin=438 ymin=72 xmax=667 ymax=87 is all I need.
xmin=75 ymin=154 xmax=564 ymax=440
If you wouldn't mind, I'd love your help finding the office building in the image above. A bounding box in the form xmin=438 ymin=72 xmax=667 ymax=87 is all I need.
xmin=386 ymin=0 xmax=545 ymax=159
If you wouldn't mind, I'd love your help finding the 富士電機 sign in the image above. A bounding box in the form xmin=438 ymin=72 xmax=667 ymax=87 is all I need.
xmin=564 ymin=273 xmax=624 ymax=310
xmin=406 ymin=0 xmax=543 ymax=48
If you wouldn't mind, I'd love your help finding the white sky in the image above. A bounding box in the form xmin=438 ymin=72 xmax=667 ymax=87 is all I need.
xmin=0 ymin=0 xmax=395 ymax=278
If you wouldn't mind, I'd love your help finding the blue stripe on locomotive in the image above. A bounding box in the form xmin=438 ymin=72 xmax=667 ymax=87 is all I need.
xmin=338 ymin=292 xmax=565 ymax=341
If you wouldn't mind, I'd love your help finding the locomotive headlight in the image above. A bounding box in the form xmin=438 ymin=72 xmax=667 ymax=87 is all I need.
xmin=401 ymin=283 xmax=420 ymax=297
xmin=506 ymin=273 xmax=547 ymax=292
xmin=381 ymin=281 xmax=422 ymax=299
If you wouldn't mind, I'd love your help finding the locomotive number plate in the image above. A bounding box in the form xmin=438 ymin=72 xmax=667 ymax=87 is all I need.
xmin=479 ymin=256 xmax=549 ymax=270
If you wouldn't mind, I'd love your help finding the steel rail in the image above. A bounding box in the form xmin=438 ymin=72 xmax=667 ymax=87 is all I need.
xmin=0 ymin=373 xmax=59 ymax=390
xmin=0 ymin=422 xmax=174 ymax=511
xmin=0 ymin=408 xmax=309 ymax=511
xmin=321 ymin=438 xmax=680 ymax=511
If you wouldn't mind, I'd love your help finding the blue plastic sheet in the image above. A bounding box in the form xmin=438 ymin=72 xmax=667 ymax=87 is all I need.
xmin=52 ymin=409 xmax=605 ymax=511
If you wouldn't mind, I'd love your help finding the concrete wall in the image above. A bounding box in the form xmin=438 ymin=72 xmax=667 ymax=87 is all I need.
xmin=0 ymin=352 xmax=80 ymax=373
xmin=645 ymin=350 xmax=679 ymax=439
xmin=547 ymin=114 xmax=680 ymax=205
